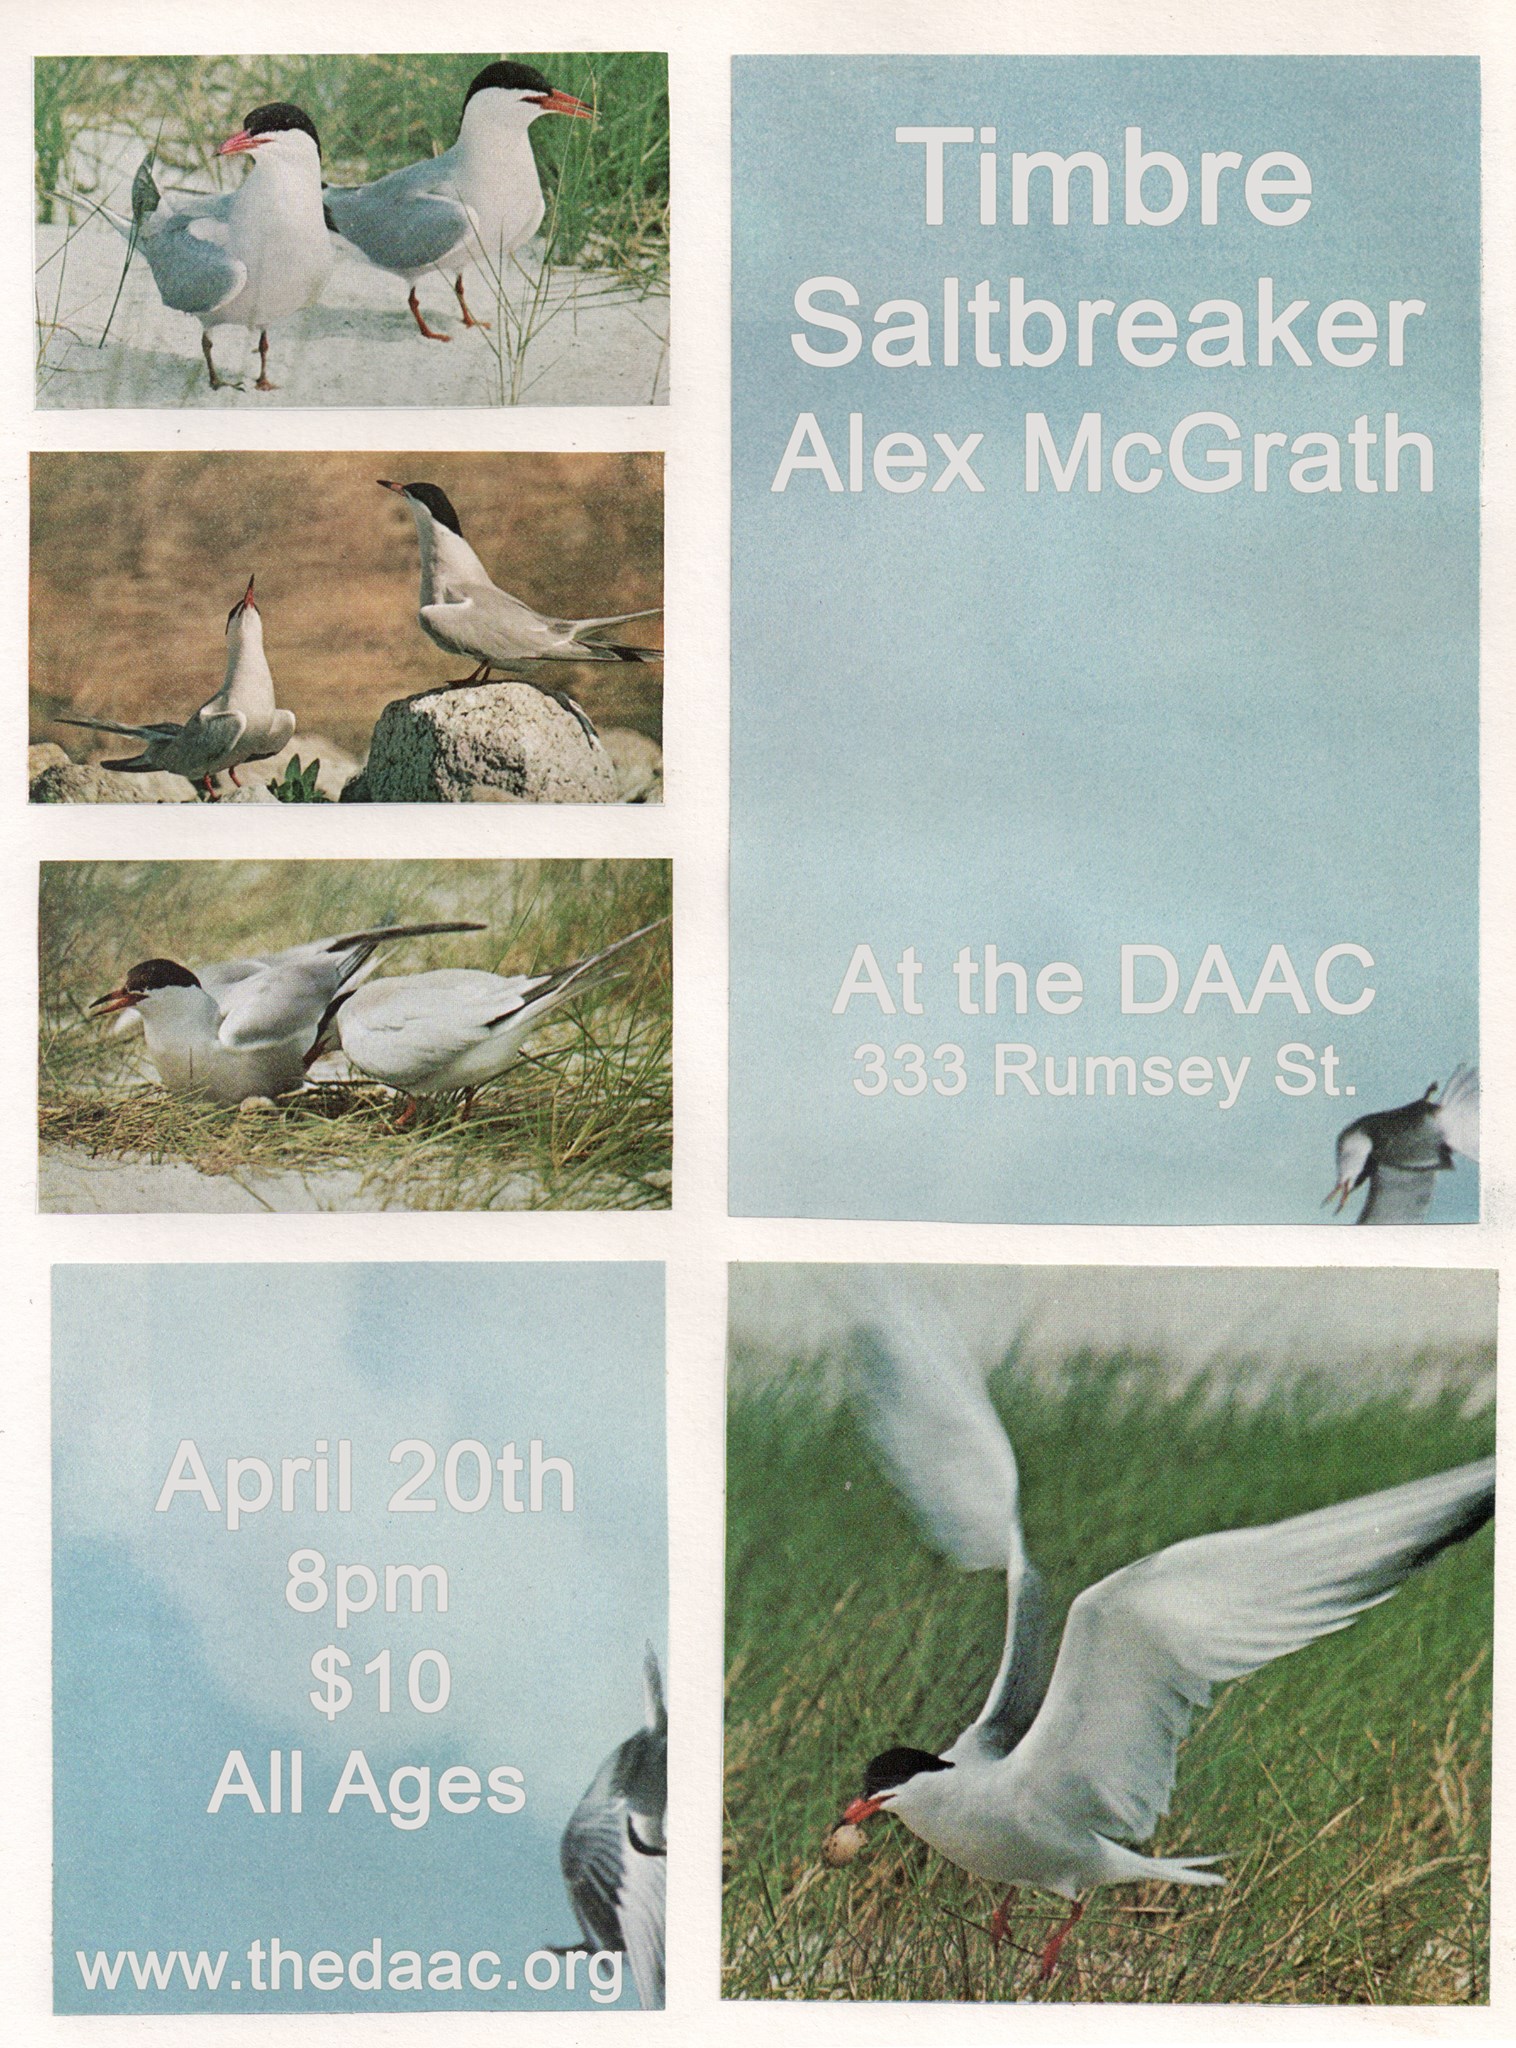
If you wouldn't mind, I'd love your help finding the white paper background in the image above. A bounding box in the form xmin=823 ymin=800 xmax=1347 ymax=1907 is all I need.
xmin=1 ymin=1 xmax=1511 ymax=2041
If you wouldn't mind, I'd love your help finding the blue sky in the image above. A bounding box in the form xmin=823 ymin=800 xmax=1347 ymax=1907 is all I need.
xmin=53 ymin=1263 xmax=666 ymax=2013
xmin=731 ymin=58 xmax=1478 ymax=1223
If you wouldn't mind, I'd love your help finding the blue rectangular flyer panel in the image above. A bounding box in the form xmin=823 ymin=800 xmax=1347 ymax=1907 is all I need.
xmin=53 ymin=1263 xmax=667 ymax=2014
xmin=730 ymin=56 xmax=1479 ymax=1225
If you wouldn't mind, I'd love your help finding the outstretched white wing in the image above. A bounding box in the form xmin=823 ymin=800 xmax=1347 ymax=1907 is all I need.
xmin=844 ymin=1270 xmax=1044 ymax=1758
xmin=1008 ymin=1457 xmax=1494 ymax=1845
xmin=1435 ymin=1064 xmax=1480 ymax=1162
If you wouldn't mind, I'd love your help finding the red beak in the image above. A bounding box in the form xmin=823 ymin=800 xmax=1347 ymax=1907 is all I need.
xmin=89 ymin=987 xmax=137 ymax=1016
xmin=534 ymin=89 xmax=593 ymax=120
xmin=217 ymin=129 xmax=267 ymax=157
xmin=243 ymin=575 xmax=257 ymax=611
xmin=842 ymin=1796 xmax=884 ymax=1825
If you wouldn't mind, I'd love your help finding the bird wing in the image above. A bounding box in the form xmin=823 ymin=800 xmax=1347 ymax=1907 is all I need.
xmin=325 ymin=163 xmax=472 ymax=273
xmin=1007 ymin=1456 xmax=1494 ymax=1846
xmin=846 ymin=1272 xmax=1046 ymax=1759
xmin=1358 ymin=1164 xmax=1440 ymax=1223
xmin=139 ymin=201 xmax=246 ymax=316
xmin=337 ymin=970 xmax=548 ymax=1087
xmin=1435 ymin=1064 xmax=1480 ymax=1162
xmin=421 ymin=586 xmax=568 ymax=663
xmin=617 ymin=1818 xmax=667 ymax=2010
xmin=215 ymin=958 xmax=335 ymax=1050
xmin=559 ymin=1782 xmax=629 ymax=1955
xmin=184 ymin=707 xmax=247 ymax=768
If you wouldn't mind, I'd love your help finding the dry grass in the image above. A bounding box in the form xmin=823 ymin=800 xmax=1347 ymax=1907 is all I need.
xmin=723 ymin=1363 xmax=1493 ymax=2005
xmin=30 ymin=451 xmax=663 ymax=762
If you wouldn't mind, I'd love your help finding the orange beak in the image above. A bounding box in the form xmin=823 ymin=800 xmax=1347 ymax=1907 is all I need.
xmin=534 ymin=89 xmax=593 ymax=120
xmin=217 ymin=129 xmax=268 ymax=157
xmin=841 ymin=1795 xmax=884 ymax=1825
xmin=89 ymin=987 xmax=137 ymax=1016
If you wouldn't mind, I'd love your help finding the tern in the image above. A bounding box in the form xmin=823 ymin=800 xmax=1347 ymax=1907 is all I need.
xmin=556 ymin=1646 xmax=667 ymax=2010
xmin=324 ymin=61 xmax=592 ymax=340
xmin=831 ymin=1278 xmax=1494 ymax=1982
xmin=1328 ymin=1065 xmax=1479 ymax=1222
xmin=103 ymin=104 xmax=332 ymax=390
xmin=89 ymin=921 xmax=485 ymax=1106
xmin=57 ymin=576 xmax=295 ymax=798
xmin=320 ymin=919 xmax=665 ymax=1122
xmin=378 ymin=480 xmax=662 ymax=744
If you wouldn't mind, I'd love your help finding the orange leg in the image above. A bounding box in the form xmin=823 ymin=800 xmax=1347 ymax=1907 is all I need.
xmin=254 ymin=329 xmax=277 ymax=391
xmin=201 ymin=332 xmax=238 ymax=391
xmin=459 ymin=1086 xmax=477 ymax=1121
xmin=394 ymin=1096 xmax=418 ymax=1130
xmin=408 ymin=287 xmax=451 ymax=341
xmin=228 ymin=765 xmax=242 ymax=787
xmin=1038 ymin=1899 xmax=1084 ymax=1981
xmin=454 ymin=274 xmax=492 ymax=329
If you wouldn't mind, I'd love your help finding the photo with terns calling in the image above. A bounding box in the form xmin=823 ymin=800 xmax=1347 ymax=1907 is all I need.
xmin=38 ymin=859 xmax=672 ymax=1214
xmin=35 ymin=53 xmax=669 ymax=406
xmin=724 ymin=1264 xmax=1494 ymax=2006
xmin=29 ymin=452 xmax=663 ymax=805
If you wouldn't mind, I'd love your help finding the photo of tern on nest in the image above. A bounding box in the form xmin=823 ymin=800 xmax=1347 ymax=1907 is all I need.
xmin=35 ymin=53 xmax=669 ymax=408
xmin=38 ymin=859 xmax=672 ymax=1214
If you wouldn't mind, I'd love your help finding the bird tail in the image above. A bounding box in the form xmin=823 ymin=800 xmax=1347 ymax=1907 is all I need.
xmin=57 ymin=713 xmax=164 ymax=742
xmin=576 ymin=607 xmax=664 ymax=631
xmin=518 ymin=918 xmax=667 ymax=1015
xmin=1095 ymin=1838 xmax=1226 ymax=1888
xmin=643 ymin=1645 xmax=666 ymax=1735
xmin=595 ymin=642 xmax=665 ymax=665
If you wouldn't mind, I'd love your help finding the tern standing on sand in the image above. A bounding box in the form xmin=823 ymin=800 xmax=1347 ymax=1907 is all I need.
xmin=110 ymin=104 xmax=332 ymax=391
xmin=57 ymin=576 xmax=294 ymax=798
xmin=379 ymin=479 xmax=662 ymax=743
xmin=324 ymin=61 xmax=592 ymax=340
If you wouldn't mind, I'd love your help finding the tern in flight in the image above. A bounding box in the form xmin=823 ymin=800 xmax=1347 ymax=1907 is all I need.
xmin=90 ymin=921 xmax=485 ymax=1106
xmin=324 ymin=61 xmax=592 ymax=340
xmin=830 ymin=1276 xmax=1494 ymax=1982
xmin=556 ymin=1646 xmax=667 ymax=2010
xmin=1328 ymin=1065 xmax=1479 ymax=1223
xmin=379 ymin=479 xmax=662 ymax=744
xmin=57 ymin=575 xmax=294 ymax=798
xmin=319 ymin=918 xmax=666 ymax=1123
xmin=101 ymin=104 xmax=332 ymax=390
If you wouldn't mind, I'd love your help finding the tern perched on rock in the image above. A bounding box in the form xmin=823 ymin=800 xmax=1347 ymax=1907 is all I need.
xmin=320 ymin=919 xmax=665 ymax=1122
xmin=830 ymin=1277 xmax=1494 ymax=1981
xmin=379 ymin=479 xmax=662 ymax=743
xmin=57 ymin=575 xmax=294 ymax=797
xmin=324 ymin=61 xmax=592 ymax=340
xmin=1328 ymin=1065 xmax=1479 ymax=1223
xmin=556 ymin=1646 xmax=667 ymax=2010
xmin=101 ymin=104 xmax=332 ymax=391
xmin=89 ymin=921 xmax=484 ymax=1106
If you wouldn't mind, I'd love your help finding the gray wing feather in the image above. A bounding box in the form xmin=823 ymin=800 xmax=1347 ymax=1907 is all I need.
xmin=560 ymin=1788 xmax=628 ymax=1954
xmin=325 ymin=167 xmax=472 ymax=273
xmin=139 ymin=202 xmax=245 ymax=316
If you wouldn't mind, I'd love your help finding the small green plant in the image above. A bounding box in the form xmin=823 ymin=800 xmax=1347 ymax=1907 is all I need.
xmin=269 ymin=755 xmax=328 ymax=803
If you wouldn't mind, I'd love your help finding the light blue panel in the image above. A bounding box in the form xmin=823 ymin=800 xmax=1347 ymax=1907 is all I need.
xmin=53 ymin=1263 xmax=666 ymax=2013
xmin=731 ymin=57 xmax=1478 ymax=1223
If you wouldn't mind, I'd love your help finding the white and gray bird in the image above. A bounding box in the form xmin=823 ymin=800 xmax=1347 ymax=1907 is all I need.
xmin=379 ymin=479 xmax=662 ymax=743
xmin=1328 ymin=1065 xmax=1479 ymax=1223
xmin=57 ymin=575 xmax=295 ymax=798
xmin=99 ymin=103 xmax=333 ymax=391
xmin=89 ymin=921 xmax=485 ymax=1106
xmin=322 ymin=919 xmax=665 ymax=1122
xmin=557 ymin=1646 xmax=667 ymax=2010
xmin=831 ymin=1276 xmax=1494 ymax=1980
xmin=324 ymin=61 xmax=592 ymax=340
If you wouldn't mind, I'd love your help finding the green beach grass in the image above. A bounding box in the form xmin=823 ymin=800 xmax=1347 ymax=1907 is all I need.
xmin=724 ymin=1355 xmax=1493 ymax=2004
xmin=39 ymin=858 xmax=671 ymax=1211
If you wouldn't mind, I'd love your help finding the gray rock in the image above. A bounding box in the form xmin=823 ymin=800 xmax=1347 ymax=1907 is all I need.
xmin=600 ymin=727 xmax=664 ymax=803
xmin=29 ymin=729 xmax=361 ymax=804
xmin=30 ymin=758 xmax=183 ymax=803
xmin=342 ymin=683 xmax=619 ymax=804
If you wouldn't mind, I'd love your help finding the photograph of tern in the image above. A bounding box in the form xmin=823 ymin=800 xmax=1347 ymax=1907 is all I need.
xmin=35 ymin=52 xmax=668 ymax=408
xmin=724 ymin=1263 xmax=1495 ymax=2005
xmin=38 ymin=859 xmax=671 ymax=1214
xmin=29 ymin=452 xmax=662 ymax=804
